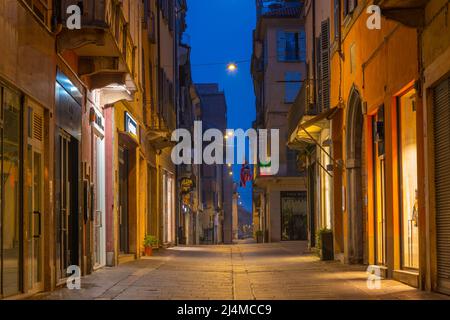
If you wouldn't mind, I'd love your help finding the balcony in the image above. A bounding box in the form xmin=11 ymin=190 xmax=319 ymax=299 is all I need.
xmin=57 ymin=0 xmax=136 ymax=91
xmin=374 ymin=0 xmax=428 ymax=28
xmin=287 ymin=79 xmax=316 ymax=141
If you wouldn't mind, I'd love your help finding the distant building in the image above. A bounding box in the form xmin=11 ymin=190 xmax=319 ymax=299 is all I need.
xmin=195 ymin=84 xmax=233 ymax=244
xmin=251 ymin=0 xmax=308 ymax=243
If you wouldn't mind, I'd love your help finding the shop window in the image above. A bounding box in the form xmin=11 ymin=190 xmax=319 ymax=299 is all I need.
xmin=398 ymin=89 xmax=419 ymax=270
xmin=0 ymin=86 xmax=22 ymax=297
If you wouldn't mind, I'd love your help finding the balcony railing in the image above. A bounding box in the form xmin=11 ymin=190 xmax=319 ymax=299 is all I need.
xmin=58 ymin=0 xmax=136 ymax=88
xmin=287 ymin=79 xmax=316 ymax=140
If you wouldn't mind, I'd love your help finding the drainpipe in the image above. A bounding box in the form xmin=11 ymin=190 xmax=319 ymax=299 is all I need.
xmin=157 ymin=0 xmax=162 ymax=120
xmin=312 ymin=0 xmax=317 ymax=104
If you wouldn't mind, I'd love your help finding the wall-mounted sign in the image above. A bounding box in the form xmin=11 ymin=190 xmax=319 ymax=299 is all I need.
xmin=125 ymin=112 xmax=138 ymax=138
xmin=90 ymin=107 xmax=105 ymax=138
xmin=180 ymin=177 xmax=195 ymax=195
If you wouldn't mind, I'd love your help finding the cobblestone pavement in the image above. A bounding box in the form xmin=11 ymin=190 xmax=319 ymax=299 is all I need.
xmin=34 ymin=241 xmax=449 ymax=300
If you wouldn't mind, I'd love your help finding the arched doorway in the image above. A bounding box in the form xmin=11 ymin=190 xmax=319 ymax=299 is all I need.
xmin=345 ymin=87 xmax=364 ymax=264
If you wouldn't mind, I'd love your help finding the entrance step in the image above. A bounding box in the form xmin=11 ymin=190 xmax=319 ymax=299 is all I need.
xmin=118 ymin=254 xmax=136 ymax=265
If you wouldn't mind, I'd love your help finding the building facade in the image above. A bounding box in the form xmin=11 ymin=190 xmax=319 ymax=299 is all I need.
xmin=0 ymin=0 xmax=56 ymax=298
xmin=376 ymin=0 xmax=450 ymax=295
xmin=287 ymin=0 xmax=335 ymax=251
xmin=252 ymin=0 xmax=308 ymax=243
xmin=0 ymin=0 xmax=189 ymax=299
xmin=195 ymin=84 xmax=233 ymax=244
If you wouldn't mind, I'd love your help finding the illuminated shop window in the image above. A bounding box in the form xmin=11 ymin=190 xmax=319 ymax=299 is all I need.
xmin=398 ymin=89 xmax=419 ymax=270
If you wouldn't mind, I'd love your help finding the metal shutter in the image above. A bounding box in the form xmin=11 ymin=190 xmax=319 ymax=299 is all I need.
xmin=434 ymin=76 xmax=450 ymax=294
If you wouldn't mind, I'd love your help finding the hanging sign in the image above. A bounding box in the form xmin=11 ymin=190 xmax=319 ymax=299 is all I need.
xmin=180 ymin=177 xmax=195 ymax=195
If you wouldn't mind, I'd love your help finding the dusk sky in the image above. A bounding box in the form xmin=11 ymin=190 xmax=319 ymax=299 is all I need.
xmin=186 ymin=0 xmax=257 ymax=212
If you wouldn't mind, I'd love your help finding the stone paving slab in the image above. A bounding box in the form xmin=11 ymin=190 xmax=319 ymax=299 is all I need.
xmin=32 ymin=241 xmax=449 ymax=300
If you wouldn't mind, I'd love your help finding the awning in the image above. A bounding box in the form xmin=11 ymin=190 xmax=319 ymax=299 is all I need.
xmin=287 ymin=107 xmax=340 ymax=177
xmin=288 ymin=107 xmax=338 ymax=147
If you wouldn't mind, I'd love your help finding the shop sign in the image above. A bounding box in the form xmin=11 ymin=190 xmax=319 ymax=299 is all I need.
xmin=90 ymin=107 xmax=105 ymax=138
xmin=125 ymin=112 xmax=138 ymax=138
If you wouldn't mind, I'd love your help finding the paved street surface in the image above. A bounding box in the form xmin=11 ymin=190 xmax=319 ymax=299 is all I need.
xmin=35 ymin=242 xmax=448 ymax=300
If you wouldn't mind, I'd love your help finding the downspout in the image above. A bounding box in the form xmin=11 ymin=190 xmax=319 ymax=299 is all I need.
xmin=312 ymin=0 xmax=317 ymax=102
xmin=157 ymin=0 xmax=162 ymax=121
xmin=156 ymin=0 xmax=162 ymax=246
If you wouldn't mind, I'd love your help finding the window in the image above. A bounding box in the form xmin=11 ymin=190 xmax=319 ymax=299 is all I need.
xmin=284 ymin=72 xmax=302 ymax=103
xmin=350 ymin=42 xmax=356 ymax=74
xmin=344 ymin=0 xmax=358 ymax=16
xmin=334 ymin=0 xmax=340 ymax=40
xmin=277 ymin=31 xmax=306 ymax=62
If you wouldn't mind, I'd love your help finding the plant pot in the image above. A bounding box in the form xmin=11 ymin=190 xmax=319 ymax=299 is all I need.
xmin=320 ymin=232 xmax=334 ymax=261
xmin=145 ymin=246 xmax=153 ymax=257
xmin=256 ymin=234 xmax=263 ymax=243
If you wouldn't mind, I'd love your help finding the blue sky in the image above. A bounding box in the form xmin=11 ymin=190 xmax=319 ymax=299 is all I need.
xmin=186 ymin=0 xmax=256 ymax=212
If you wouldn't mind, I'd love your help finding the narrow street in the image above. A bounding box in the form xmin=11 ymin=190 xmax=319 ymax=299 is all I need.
xmin=36 ymin=242 xmax=446 ymax=300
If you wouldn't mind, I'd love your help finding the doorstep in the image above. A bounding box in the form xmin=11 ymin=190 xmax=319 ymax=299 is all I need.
xmin=118 ymin=254 xmax=136 ymax=265
xmin=393 ymin=269 xmax=419 ymax=288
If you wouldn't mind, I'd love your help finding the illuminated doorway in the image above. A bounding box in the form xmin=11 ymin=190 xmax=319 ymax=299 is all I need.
xmin=372 ymin=107 xmax=386 ymax=266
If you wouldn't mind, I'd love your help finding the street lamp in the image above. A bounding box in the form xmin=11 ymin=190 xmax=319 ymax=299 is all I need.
xmin=227 ymin=63 xmax=237 ymax=73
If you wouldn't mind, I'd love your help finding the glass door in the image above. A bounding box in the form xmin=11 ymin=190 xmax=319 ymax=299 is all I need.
xmin=56 ymin=131 xmax=79 ymax=280
xmin=29 ymin=150 xmax=43 ymax=290
xmin=119 ymin=147 xmax=129 ymax=254
xmin=94 ymin=136 xmax=105 ymax=268
xmin=26 ymin=102 xmax=45 ymax=292
xmin=373 ymin=107 xmax=386 ymax=265
xmin=398 ymin=89 xmax=419 ymax=270
xmin=281 ymin=191 xmax=308 ymax=241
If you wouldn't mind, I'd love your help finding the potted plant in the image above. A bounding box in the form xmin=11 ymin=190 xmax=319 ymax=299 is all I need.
xmin=317 ymin=229 xmax=334 ymax=261
xmin=255 ymin=230 xmax=264 ymax=243
xmin=144 ymin=235 xmax=158 ymax=256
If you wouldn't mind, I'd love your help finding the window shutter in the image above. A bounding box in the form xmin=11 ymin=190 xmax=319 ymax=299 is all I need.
xmin=316 ymin=36 xmax=322 ymax=112
xmin=434 ymin=76 xmax=450 ymax=295
xmin=321 ymin=20 xmax=330 ymax=111
xmin=277 ymin=30 xmax=287 ymax=61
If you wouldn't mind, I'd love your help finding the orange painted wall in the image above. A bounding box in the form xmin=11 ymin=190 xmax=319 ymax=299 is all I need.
xmin=329 ymin=0 xmax=419 ymax=271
